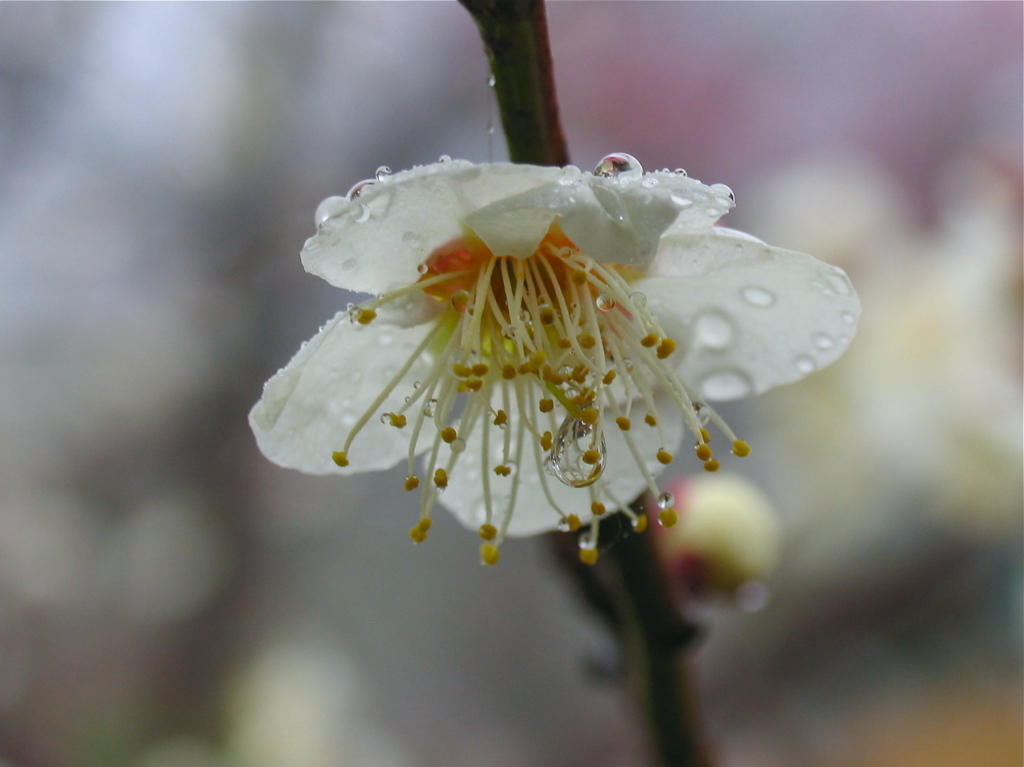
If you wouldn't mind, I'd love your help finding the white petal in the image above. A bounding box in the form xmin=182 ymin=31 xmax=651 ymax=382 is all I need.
xmin=466 ymin=168 xmax=734 ymax=267
xmin=634 ymin=228 xmax=860 ymax=400
xmin=302 ymin=162 xmax=562 ymax=294
xmin=249 ymin=312 xmax=439 ymax=474
xmin=437 ymin=397 xmax=684 ymax=537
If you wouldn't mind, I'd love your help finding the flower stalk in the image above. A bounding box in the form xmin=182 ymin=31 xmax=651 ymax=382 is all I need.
xmin=458 ymin=2 xmax=713 ymax=764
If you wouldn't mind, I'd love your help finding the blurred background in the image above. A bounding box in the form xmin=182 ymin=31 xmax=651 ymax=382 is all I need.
xmin=0 ymin=3 xmax=1020 ymax=766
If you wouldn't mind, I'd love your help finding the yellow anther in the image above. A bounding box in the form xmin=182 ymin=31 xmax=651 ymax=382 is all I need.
xmin=517 ymin=362 xmax=536 ymax=375
xmin=409 ymin=527 xmax=427 ymax=544
xmin=633 ymin=514 xmax=649 ymax=533
xmin=656 ymin=338 xmax=676 ymax=359
xmin=557 ymin=338 xmax=573 ymax=349
xmin=417 ymin=518 xmax=432 ymax=532
xmin=700 ymin=428 xmax=710 ymax=443
xmin=547 ymin=372 xmax=567 ymax=385
xmin=332 ymin=451 xmax=349 ymax=467
xmin=615 ymin=416 xmax=632 ymax=431
xmin=659 ymin=508 xmax=679 ymax=528
xmin=404 ymin=475 xmax=420 ymax=491
xmin=582 ymin=449 xmax=601 ymax=465
xmin=640 ymin=333 xmax=659 ymax=348
xmin=452 ymin=363 xmax=472 ymax=378
xmin=571 ymin=365 xmax=588 ymax=384
xmin=471 ymin=363 xmax=489 ymax=377
xmin=539 ymin=398 xmax=554 ymax=413
xmin=732 ymin=440 xmax=751 ymax=457
xmin=479 ymin=524 xmax=498 ymax=541
xmin=433 ymin=468 xmax=448 ymax=487
xmin=695 ymin=444 xmax=713 ymax=461
xmin=574 ymin=389 xmax=596 ymax=406
xmin=450 ymin=290 xmax=470 ymax=311
xmin=579 ymin=333 xmax=597 ymax=349
xmin=457 ymin=382 xmax=469 ymax=393
xmin=645 ymin=414 xmax=657 ymax=426
xmin=502 ymin=364 xmax=517 ymax=379
xmin=572 ymin=270 xmax=588 ymax=285
xmin=388 ymin=413 xmax=407 ymax=428
xmin=580 ymin=408 xmax=599 ymax=425
xmin=656 ymin=450 xmax=673 ymax=465
xmin=494 ymin=465 xmax=512 ymax=476
xmin=703 ymin=460 xmax=720 ymax=472
xmin=356 ymin=308 xmax=377 ymax=324
xmin=565 ymin=514 xmax=582 ymax=532
xmin=465 ymin=379 xmax=483 ymax=391
xmin=541 ymin=431 xmax=554 ymax=451
xmin=493 ymin=409 xmax=508 ymax=426
xmin=603 ymin=370 xmax=617 ymax=385
xmin=579 ymin=547 xmax=599 ymax=565
xmin=539 ymin=306 xmax=556 ymax=325
xmin=480 ymin=543 xmax=500 ymax=566
xmin=591 ymin=502 xmax=606 ymax=517
xmin=441 ymin=427 xmax=458 ymax=443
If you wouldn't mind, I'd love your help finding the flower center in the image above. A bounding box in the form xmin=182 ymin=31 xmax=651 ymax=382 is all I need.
xmin=334 ymin=224 xmax=749 ymax=564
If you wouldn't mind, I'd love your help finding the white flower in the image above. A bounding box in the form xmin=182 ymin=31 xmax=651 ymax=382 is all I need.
xmin=250 ymin=154 xmax=859 ymax=564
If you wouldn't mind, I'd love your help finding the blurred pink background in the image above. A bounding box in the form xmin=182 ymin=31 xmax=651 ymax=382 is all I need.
xmin=0 ymin=3 xmax=1019 ymax=767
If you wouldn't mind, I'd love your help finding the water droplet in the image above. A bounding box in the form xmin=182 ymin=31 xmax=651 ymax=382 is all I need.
xmin=656 ymin=492 xmax=675 ymax=510
xmin=670 ymin=193 xmax=693 ymax=208
xmin=353 ymin=204 xmax=371 ymax=223
xmin=623 ymin=358 xmax=634 ymax=372
xmin=487 ymin=74 xmax=496 ymax=87
xmin=629 ymin=291 xmax=648 ymax=309
xmin=558 ymin=165 xmax=582 ymax=186
xmin=794 ymin=355 xmax=815 ymax=374
xmin=841 ymin=311 xmax=856 ymax=325
xmin=379 ymin=413 xmax=391 ymax=424
xmin=557 ymin=518 xmax=571 ymax=532
xmin=673 ymin=168 xmax=688 ymax=176
xmin=699 ymin=370 xmax=754 ymax=400
xmin=693 ymin=401 xmax=711 ymax=427
xmin=346 ymin=179 xmax=374 ymax=200
xmin=340 ymin=257 xmax=357 ymax=270
xmin=641 ymin=176 xmax=659 ymax=188
xmin=706 ymin=207 xmax=724 ymax=218
xmin=736 ymin=581 xmax=770 ymax=613
xmin=412 ymin=381 xmax=422 ymax=389
xmin=595 ymin=293 xmax=616 ymax=312
xmin=422 ymin=399 xmax=437 ymax=417
xmin=824 ymin=268 xmax=852 ymax=296
xmin=741 ymin=286 xmax=776 ymax=307
xmin=693 ymin=310 xmax=734 ymax=349
xmin=593 ymin=152 xmax=644 ymax=181
xmin=710 ymin=183 xmax=735 ymax=203
xmin=438 ymin=154 xmax=452 ymax=163
xmin=375 ymin=166 xmax=392 ymax=182
xmin=314 ymin=195 xmax=347 ymax=227
xmin=451 ymin=437 xmax=467 ymax=453
xmin=813 ymin=333 xmax=834 ymax=350
xmin=434 ymin=485 xmax=446 ymax=495
xmin=416 ymin=263 xmax=429 ymax=274
xmin=547 ymin=416 xmax=607 ymax=488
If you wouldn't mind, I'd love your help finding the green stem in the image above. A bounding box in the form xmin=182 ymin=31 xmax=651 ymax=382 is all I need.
xmin=458 ymin=0 xmax=568 ymax=166
xmin=458 ymin=2 xmax=712 ymax=763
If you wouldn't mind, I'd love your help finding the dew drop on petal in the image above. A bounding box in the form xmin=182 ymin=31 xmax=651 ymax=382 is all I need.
xmin=841 ymin=311 xmax=856 ymax=325
xmin=375 ymin=165 xmax=393 ymax=182
xmin=794 ymin=355 xmax=816 ymax=374
xmin=673 ymin=168 xmax=688 ymax=176
xmin=352 ymin=204 xmax=371 ymax=223
xmin=693 ymin=401 xmax=711 ymax=427
xmin=438 ymin=154 xmax=452 ymax=163
xmin=699 ymin=370 xmax=754 ymax=400
xmin=314 ymin=195 xmax=347 ymax=227
xmin=693 ymin=310 xmax=734 ymax=349
xmin=670 ymin=193 xmax=694 ymax=208
xmin=450 ymin=438 xmax=467 ymax=453
xmin=656 ymin=492 xmax=675 ymax=510
xmin=346 ymin=179 xmax=374 ymax=200
xmin=416 ymin=262 xmax=429 ymax=274
xmin=641 ymin=176 xmax=659 ymax=188
xmin=422 ymin=399 xmax=437 ymax=417
xmin=379 ymin=413 xmax=391 ymax=425
xmin=547 ymin=416 xmax=607 ymax=488
xmin=710 ymin=183 xmax=736 ymax=203
xmin=593 ymin=152 xmax=643 ymax=181
xmin=595 ymin=293 xmax=616 ymax=312
xmin=629 ymin=291 xmax=648 ymax=309
xmin=741 ymin=286 xmax=776 ymax=307
xmin=487 ymin=74 xmax=496 ymax=87
xmin=814 ymin=333 xmax=834 ymax=350
xmin=558 ymin=166 xmax=583 ymax=186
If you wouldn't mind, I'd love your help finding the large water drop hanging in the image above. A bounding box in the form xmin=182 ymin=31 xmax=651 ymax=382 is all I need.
xmin=546 ymin=415 xmax=607 ymax=488
xmin=593 ymin=152 xmax=644 ymax=182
